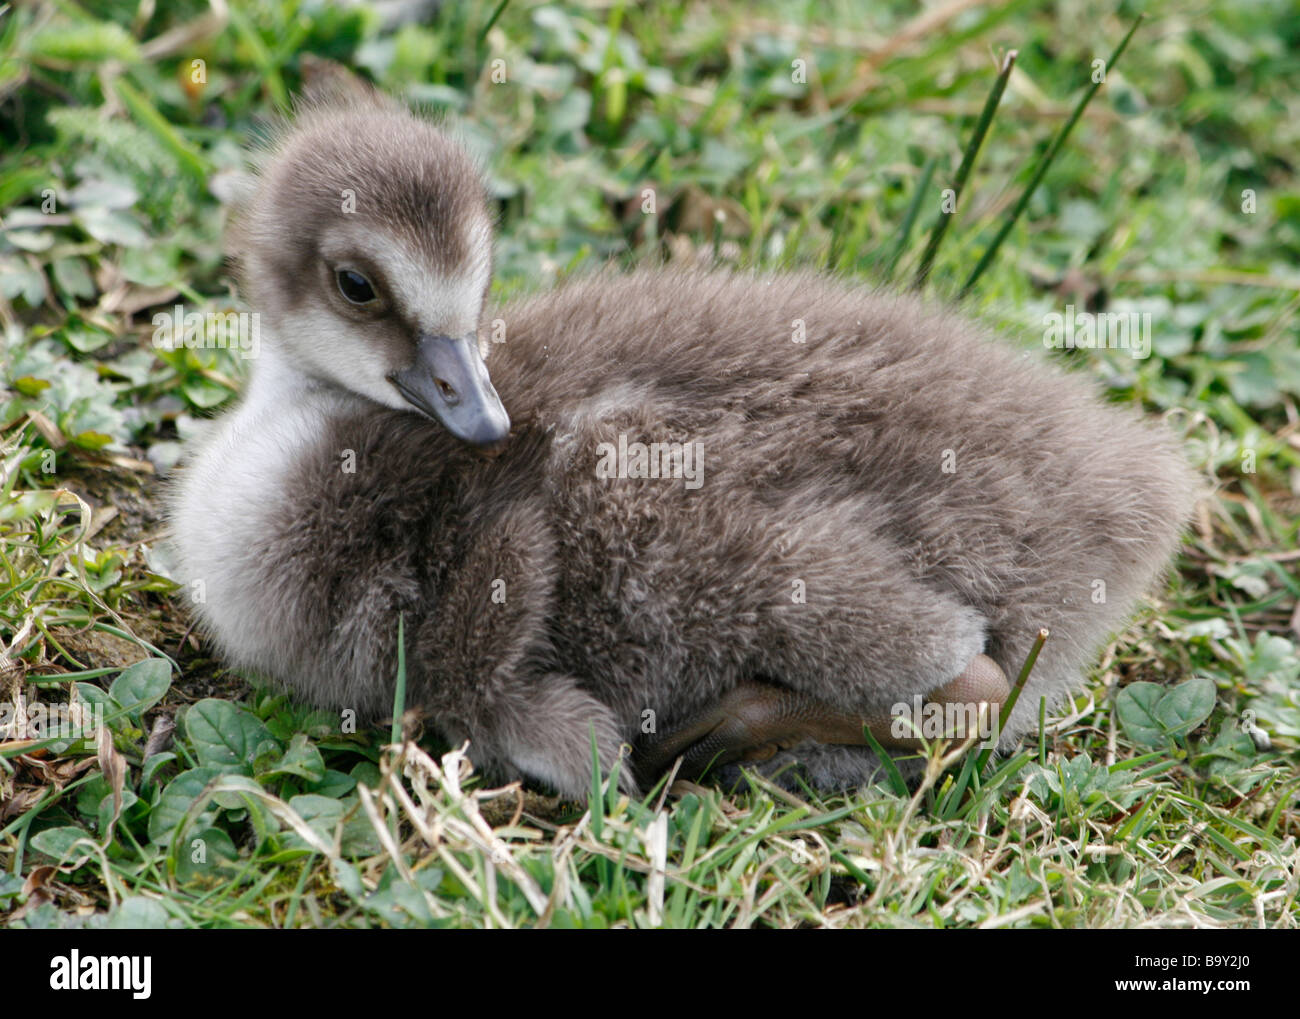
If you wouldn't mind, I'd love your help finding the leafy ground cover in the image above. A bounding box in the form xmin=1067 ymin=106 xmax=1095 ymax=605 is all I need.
xmin=0 ymin=0 xmax=1297 ymax=927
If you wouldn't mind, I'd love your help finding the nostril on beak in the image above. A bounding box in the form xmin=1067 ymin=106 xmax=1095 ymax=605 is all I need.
xmin=434 ymin=378 xmax=459 ymax=404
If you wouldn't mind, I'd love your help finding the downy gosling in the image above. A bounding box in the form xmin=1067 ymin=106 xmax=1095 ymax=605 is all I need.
xmin=169 ymin=86 xmax=1199 ymax=797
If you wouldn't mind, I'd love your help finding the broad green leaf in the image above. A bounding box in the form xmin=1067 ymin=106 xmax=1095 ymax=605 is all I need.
xmin=184 ymin=699 xmax=277 ymax=772
xmin=77 ymin=206 xmax=150 ymax=248
xmin=175 ymin=826 xmax=239 ymax=885
xmin=283 ymin=793 xmax=344 ymax=853
xmin=182 ymin=378 xmax=234 ymax=409
xmin=26 ymin=22 xmax=141 ymax=64
xmin=6 ymin=230 xmax=55 ymax=252
xmin=307 ymin=769 xmax=357 ymax=798
xmin=12 ymin=376 xmax=51 ymax=397
xmin=51 ymin=257 xmax=96 ymax=300
xmin=141 ymin=751 xmax=177 ymax=788
xmin=1154 ymin=677 xmax=1217 ymax=739
xmin=30 ymin=825 xmax=94 ymax=861
xmin=1117 ymin=679 xmax=1217 ymax=746
xmin=340 ymin=807 xmax=383 ymax=857
xmin=63 ymin=324 xmax=115 ymax=354
xmin=1115 ymin=682 xmax=1167 ymax=746
xmin=148 ymin=767 xmax=223 ymax=844
xmin=331 ymin=859 xmax=365 ymax=900
xmin=73 ymin=681 xmax=117 ymax=716
xmin=0 ymin=261 xmax=48 ymax=305
xmin=258 ymin=732 xmax=326 ymax=783
xmin=109 ymin=658 xmax=172 ymax=719
xmin=71 ymin=430 xmax=114 ymax=451
xmin=108 ymin=897 xmax=170 ymax=930
xmin=97 ymin=788 xmax=139 ymax=841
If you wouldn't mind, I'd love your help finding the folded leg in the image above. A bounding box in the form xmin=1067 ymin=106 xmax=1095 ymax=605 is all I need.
xmin=637 ymin=655 xmax=1008 ymax=785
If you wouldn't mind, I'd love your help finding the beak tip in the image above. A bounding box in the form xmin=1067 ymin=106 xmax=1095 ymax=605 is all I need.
xmin=393 ymin=333 xmax=512 ymax=451
xmin=474 ymin=432 xmax=512 ymax=458
xmin=461 ymin=412 xmax=512 ymax=450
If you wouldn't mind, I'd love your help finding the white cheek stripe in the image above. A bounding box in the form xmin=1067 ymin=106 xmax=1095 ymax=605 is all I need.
xmin=384 ymin=221 xmax=492 ymax=338
xmin=250 ymin=219 xmax=494 ymax=410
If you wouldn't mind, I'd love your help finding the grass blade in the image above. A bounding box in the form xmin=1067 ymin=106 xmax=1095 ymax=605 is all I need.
xmin=390 ymin=613 xmax=407 ymax=746
xmin=111 ymin=77 xmax=209 ymax=184
xmin=877 ymin=155 xmax=936 ymax=282
xmin=912 ymin=49 xmax=1017 ymax=289
xmin=860 ymin=721 xmax=909 ymax=797
xmin=959 ymin=14 xmax=1144 ymax=299
xmin=478 ymin=0 xmax=511 ymax=47
xmin=975 ymin=626 xmax=1050 ymax=776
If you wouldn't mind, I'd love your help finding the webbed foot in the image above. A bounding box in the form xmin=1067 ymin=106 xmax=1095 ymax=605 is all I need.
xmin=637 ymin=654 xmax=1009 ymax=783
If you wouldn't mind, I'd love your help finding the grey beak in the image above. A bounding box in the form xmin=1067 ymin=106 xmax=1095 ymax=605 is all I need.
xmin=390 ymin=333 xmax=511 ymax=448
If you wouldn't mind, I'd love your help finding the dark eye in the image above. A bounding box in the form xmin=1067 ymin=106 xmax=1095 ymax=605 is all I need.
xmin=336 ymin=269 xmax=377 ymax=305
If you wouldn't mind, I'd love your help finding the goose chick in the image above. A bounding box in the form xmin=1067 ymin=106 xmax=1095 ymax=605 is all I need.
xmin=170 ymin=89 xmax=1200 ymax=797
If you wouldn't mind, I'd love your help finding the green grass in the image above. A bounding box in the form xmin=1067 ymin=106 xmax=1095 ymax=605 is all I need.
xmin=1 ymin=0 xmax=1298 ymax=928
